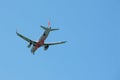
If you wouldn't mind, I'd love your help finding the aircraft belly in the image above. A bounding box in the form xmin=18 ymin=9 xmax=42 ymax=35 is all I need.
xmin=31 ymin=46 xmax=37 ymax=54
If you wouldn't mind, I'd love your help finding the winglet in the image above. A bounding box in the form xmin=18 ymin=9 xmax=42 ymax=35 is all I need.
xmin=16 ymin=29 xmax=20 ymax=36
xmin=16 ymin=29 xmax=18 ymax=35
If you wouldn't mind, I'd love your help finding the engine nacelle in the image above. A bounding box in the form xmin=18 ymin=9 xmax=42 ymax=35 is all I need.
xmin=27 ymin=42 xmax=32 ymax=48
xmin=44 ymin=45 xmax=49 ymax=50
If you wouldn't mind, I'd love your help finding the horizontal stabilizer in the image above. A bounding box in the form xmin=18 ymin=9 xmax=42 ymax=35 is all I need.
xmin=50 ymin=28 xmax=59 ymax=31
xmin=40 ymin=25 xmax=59 ymax=31
xmin=41 ymin=25 xmax=48 ymax=30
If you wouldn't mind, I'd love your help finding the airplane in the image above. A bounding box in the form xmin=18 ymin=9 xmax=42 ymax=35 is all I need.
xmin=16 ymin=21 xmax=67 ymax=55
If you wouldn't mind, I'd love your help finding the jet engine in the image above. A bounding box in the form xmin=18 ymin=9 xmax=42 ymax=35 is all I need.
xmin=44 ymin=45 xmax=49 ymax=50
xmin=27 ymin=42 xmax=32 ymax=48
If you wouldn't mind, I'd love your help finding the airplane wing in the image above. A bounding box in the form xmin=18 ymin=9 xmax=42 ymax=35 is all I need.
xmin=16 ymin=31 xmax=36 ymax=46
xmin=44 ymin=41 xmax=67 ymax=45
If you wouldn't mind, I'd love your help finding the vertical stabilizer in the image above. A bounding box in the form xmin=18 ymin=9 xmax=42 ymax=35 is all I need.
xmin=48 ymin=20 xmax=50 ymax=27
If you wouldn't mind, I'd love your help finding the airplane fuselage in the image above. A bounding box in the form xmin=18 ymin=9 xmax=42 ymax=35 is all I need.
xmin=31 ymin=28 xmax=51 ymax=53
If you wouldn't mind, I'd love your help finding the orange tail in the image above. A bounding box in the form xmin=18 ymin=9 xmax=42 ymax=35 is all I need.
xmin=48 ymin=20 xmax=50 ymax=27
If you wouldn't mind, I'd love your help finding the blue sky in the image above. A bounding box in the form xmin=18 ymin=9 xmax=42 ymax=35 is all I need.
xmin=0 ymin=0 xmax=120 ymax=80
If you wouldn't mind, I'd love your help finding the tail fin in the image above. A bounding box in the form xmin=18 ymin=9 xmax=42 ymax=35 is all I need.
xmin=48 ymin=20 xmax=50 ymax=27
